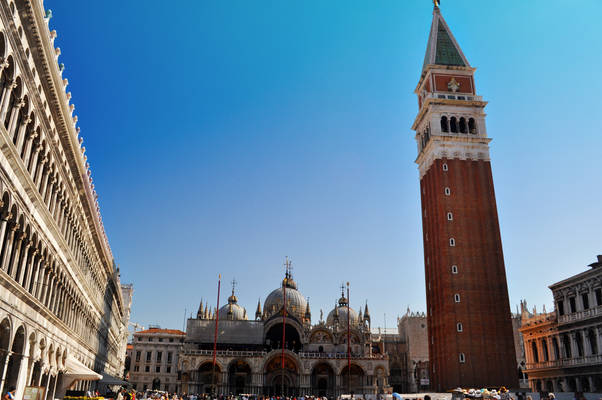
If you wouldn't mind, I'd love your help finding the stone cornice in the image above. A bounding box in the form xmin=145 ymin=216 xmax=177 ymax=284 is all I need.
xmin=415 ymin=135 xmax=492 ymax=178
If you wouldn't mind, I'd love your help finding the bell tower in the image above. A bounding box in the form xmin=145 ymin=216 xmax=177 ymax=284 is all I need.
xmin=412 ymin=3 xmax=517 ymax=391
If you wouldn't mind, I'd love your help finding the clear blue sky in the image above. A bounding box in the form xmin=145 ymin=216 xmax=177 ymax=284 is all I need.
xmin=48 ymin=0 xmax=602 ymax=330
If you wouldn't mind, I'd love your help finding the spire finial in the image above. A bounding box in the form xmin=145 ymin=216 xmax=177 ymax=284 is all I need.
xmin=284 ymin=256 xmax=293 ymax=279
xmin=433 ymin=0 xmax=440 ymax=9
xmin=231 ymin=278 xmax=237 ymax=296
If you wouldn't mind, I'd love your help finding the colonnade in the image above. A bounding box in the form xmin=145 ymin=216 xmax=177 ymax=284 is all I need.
xmin=525 ymin=326 xmax=602 ymax=365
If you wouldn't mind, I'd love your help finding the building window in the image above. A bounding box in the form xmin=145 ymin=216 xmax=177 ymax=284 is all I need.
xmin=444 ymin=187 xmax=451 ymax=196
xmin=157 ymin=351 xmax=162 ymax=362
xmin=148 ymin=338 xmax=153 ymax=342
xmin=441 ymin=116 xmax=449 ymax=133
xmin=569 ymin=297 xmax=576 ymax=313
xmin=166 ymin=366 xmax=171 ymax=374
xmin=459 ymin=353 xmax=466 ymax=363
xmin=159 ymin=338 xmax=163 ymax=342
xmin=442 ymin=163 xmax=448 ymax=171
xmin=557 ymin=300 xmax=564 ymax=316
xmin=145 ymin=366 xmax=150 ymax=373
xmin=454 ymin=294 xmax=461 ymax=303
xmin=156 ymin=366 xmax=160 ymax=373
xmin=449 ymin=238 xmax=456 ymax=247
xmin=135 ymin=351 xmax=141 ymax=362
xmin=447 ymin=212 xmax=453 ymax=221
xmin=457 ymin=323 xmax=463 ymax=332
xmin=581 ymin=293 xmax=589 ymax=310
xmin=167 ymin=352 xmax=172 ymax=363
xmin=596 ymin=288 xmax=602 ymax=306
xmin=146 ymin=352 xmax=151 ymax=362
xmin=134 ymin=366 xmax=139 ymax=372
xmin=169 ymin=338 xmax=174 ymax=343
xmin=451 ymin=265 xmax=458 ymax=274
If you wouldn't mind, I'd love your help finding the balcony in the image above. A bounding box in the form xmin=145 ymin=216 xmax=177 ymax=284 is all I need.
xmin=558 ymin=304 xmax=602 ymax=324
xmin=422 ymin=92 xmax=483 ymax=102
xmin=526 ymin=354 xmax=602 ymax=370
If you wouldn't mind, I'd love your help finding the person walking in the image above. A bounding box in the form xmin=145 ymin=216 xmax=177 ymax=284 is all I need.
xmin=3 ymin=387 xmax=16 ymax=400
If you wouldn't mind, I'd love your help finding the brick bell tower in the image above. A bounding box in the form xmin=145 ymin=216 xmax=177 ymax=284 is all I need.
xmin=412 ymin=3 xmax=518 ymax=391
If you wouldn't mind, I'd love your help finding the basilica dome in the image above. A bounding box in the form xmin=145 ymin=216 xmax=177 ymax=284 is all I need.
xmin=326 ymin=294 xmax=359 ymax=326
xmin=219 ymin=291 xmax=247 ymax=321
xmin=263 ymin=275 xmax=308 ymax=321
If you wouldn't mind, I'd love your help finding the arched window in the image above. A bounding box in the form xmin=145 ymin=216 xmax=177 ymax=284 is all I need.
xmin=449 ymin=238 xmax=456 ymax=247
xmin=459 ymin=353 xmax=466 ymax=363
xmin=442 ymin=163 xmax=448 ymax=171
xmin=459 ymin=117 xmax=467 ymax=133
xmin=531 ymin=341 xmax=539 ymax=363
xmin=454 ymin=293 xmax=461 ymax=303
xmin=468 ymin=118 xmax=477 ymax=134
xmin=450 ymin=117 xmax=458 ymax=133
xmin=440 ymin=116 xmax=449 ymax=133
xmin=451 ymin=265 xmax=458 ymax=274
xmin=457 ymin=323 xmax=463 ymax=332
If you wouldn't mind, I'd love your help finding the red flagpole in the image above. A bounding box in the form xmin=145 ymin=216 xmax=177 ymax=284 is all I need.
xmin=281 ymin=269 xmax=287 ymax=397
xmin=212 ymin=274 xmax=221 ymax=396
xmin=347 ymin=282 xmax=351 ymax=395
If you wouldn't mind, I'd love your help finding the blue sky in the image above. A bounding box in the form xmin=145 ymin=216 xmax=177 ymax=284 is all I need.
xmin=48 ymin=0 xmax=602 ymax=330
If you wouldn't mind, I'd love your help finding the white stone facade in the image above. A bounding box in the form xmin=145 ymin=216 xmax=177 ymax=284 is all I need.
xmin=520 ymin=256 xmax=602 ymax=393
xmin=0 ymin=1 xmax=129 ymax=399
xmin=129 ymin=329 xmax=185 ymax=393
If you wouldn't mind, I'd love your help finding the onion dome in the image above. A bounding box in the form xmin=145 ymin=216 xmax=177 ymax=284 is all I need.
xmin=218 ymin=286 xmax=247 ymax=321
xmin=263 ymin=272 xmax=308 ymax=321
xmin=327 ymin=291 xmax=359 ymax=326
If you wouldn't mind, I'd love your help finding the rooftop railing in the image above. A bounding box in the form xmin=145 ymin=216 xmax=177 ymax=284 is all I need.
xmin=558 ymin=304 xmax=602 ymax=324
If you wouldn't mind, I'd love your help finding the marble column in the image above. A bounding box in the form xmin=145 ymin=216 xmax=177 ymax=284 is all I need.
xmin=16 ymin=240 xmax=32 ymax=286
xmin=570 ymin=332 xmax=579 ymax=358
xmin=0 ymin=80 xmax=17 ymax=121
xmin=9 ymin=231 xmax=26 ymax=280
xmin=22 ymin=132 xmax=38 ymax=168
xmin=7 ymin=97 xmax=25 ymax=139
xmin=14 ymin=116 xmax=31 ymax=156
xmin=0 ymin=223 xmax=18 ymax=273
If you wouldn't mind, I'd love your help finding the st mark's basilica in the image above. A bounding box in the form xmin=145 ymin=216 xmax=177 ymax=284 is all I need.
xmin=178 ymin=266 xmax=390 ymax=398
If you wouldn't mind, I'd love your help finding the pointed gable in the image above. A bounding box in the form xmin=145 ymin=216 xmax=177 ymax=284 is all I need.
xmin=422 ymin=7 xmax=470 ymax=70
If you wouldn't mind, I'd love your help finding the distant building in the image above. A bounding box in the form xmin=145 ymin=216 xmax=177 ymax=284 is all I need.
xmin=129 ymin=328 xmax=185 ymax=393
xmin=520 ymin=255 xmax=602 ymax=393
xmin=398 ymin=310 xmax=429 ymax=393
xmin=411 ymin=2 xmax=517 ymax=391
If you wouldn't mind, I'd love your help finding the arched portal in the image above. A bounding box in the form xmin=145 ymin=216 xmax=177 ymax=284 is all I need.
xmin=265 ymin=323 xmax=301 ymax=352
xmin=152 ymin=378 xmax=161 ymax=391
xmin=228 ymin=359 xmax=251 ymax=395
xmin=264 ymin=354 xmax=299 ymax=397
xmin=197 ymin=362 xmax=221 ymax=394
xmin=311 ymin=363 xmax=335 ymax=398
xmin=0 ymin=318 xmax=10 ymax=389
xmin=5 ymin=325 xmax=25 ymax=393
xmin=340 ymin=364 xmax=365 ymax=395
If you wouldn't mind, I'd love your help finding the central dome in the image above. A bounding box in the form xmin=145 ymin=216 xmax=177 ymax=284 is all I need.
xmin=263 ymin=276 xmax=307 ymax=321
xmin=327 ymin=294 xmax=359 ymax=326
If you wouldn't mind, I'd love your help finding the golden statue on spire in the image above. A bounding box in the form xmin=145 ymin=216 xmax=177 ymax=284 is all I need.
xmin=433 ymin=0 xmax=441 ymax=8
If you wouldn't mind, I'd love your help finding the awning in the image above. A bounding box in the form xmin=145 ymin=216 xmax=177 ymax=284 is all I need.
xmin=98 ymin=373 xmax=131 ymax=387
xmin=64 ymin=357 xmax=102 ymax=381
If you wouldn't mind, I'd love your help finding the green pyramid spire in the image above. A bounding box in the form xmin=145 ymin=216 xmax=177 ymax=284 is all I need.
xmin=422 ymin=6 xmax=469 ymax=70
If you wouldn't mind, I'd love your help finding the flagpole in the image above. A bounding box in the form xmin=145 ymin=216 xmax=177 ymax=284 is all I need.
xmin=347 ymin=281 xmax=351 ymax=396
xmin=212 ymin=274 xmax=221 ymax=397
xmin=281 ymin=260 xmax=288 ymax=397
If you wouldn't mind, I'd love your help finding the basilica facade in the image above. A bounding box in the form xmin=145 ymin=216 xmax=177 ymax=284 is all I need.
xmin=178 ymin=271 xmax=389 ymax=397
